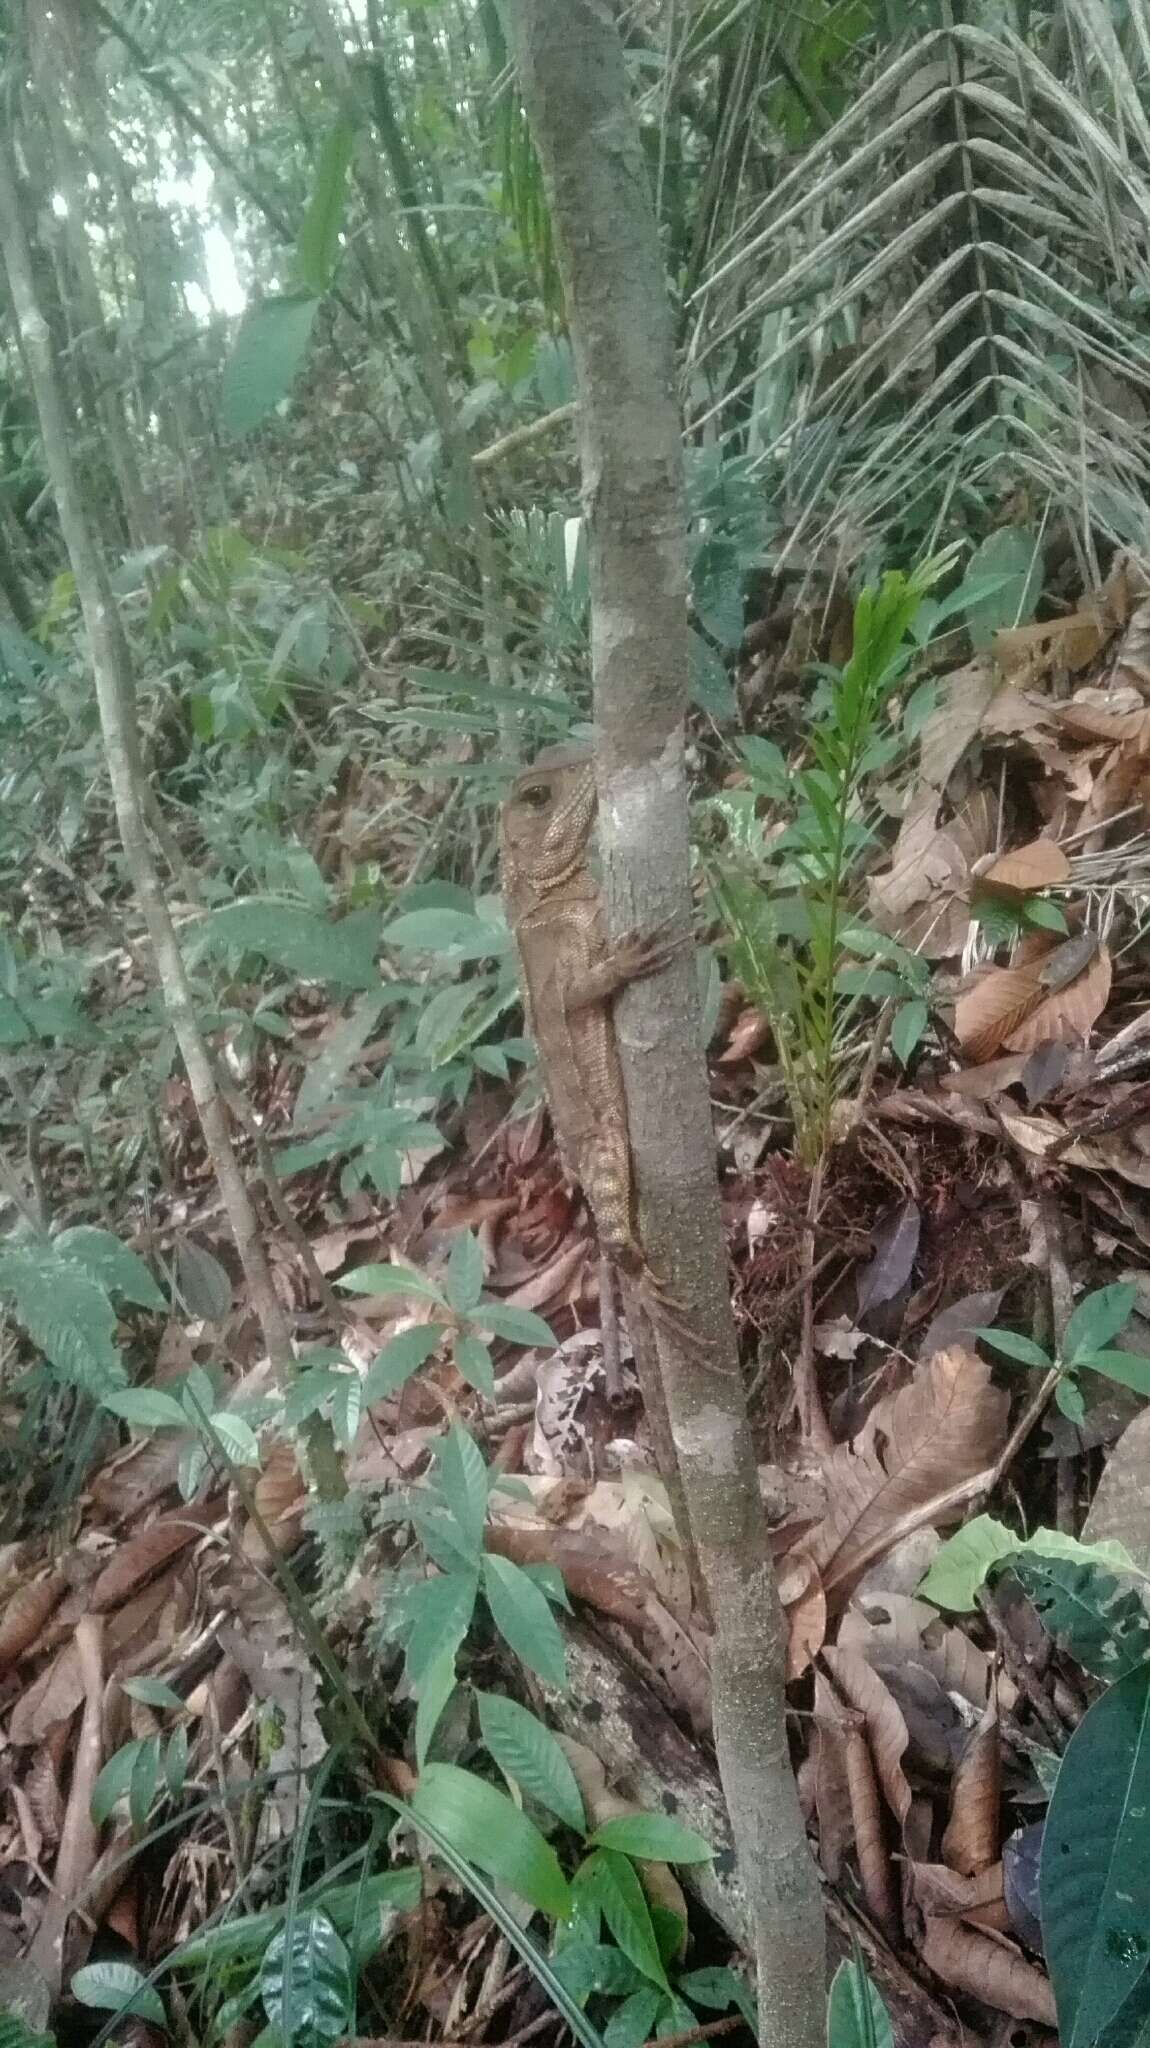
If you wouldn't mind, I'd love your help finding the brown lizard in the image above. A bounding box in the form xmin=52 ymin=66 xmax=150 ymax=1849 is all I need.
xmin=500 ymin=743 xmax=691 ymax=1335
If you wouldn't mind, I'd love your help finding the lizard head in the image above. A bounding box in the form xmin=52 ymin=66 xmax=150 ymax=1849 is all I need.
xmin=500 ymin=745 xmax=597 ymax=894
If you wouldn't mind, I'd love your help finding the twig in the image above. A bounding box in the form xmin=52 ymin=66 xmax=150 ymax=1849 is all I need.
xmin=852 ymin=997 xmax=896 ymax=1119
xmin=794 ymin=1160 xmax=834 ymax=1453
xmin=472 ymin=400 xmax=577 ymax=470
xmin=29 ymin=1616 xmax=105 ymax=1991
xmin=1039 ymin=1190 xmax=1078 ymax=1533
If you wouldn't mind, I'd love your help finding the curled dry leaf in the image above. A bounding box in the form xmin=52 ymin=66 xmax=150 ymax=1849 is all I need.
xmin=954 ymin=965 xmax=1045 ymax=1064
xmin=994 ymin=605 xmax=1118 ymax=684
xmin=840 ymin=1702 xmax=901 ymax=1938
xmin=822 ymin=1645 xmax=912 ymax=1832
xmin=912 ymin=1860 xmax=1011 ymax=1934
xmin=776 ymin=1546 xmax=827 ymax=1680
xmin=1004 ymin=942 xmax=1111 ymax=1054
xmin=839 ymin=1590 xmax=1014 ymax=1714
xmin=919 ymin=1915 xmax=1055 ymax=2026
xmin=810 ymin=1671 xmax=855 ymax=1882
xmin=0 ymin=1572 xmax=67 ymax=1672
xmin=978 ymin=838 xmax=1070 ymax=894
xmin=808 ymin=1349 xmax=1010 ymax=1599
xmin=941 ymin=1694 xmax=1001 ymax=1877
xmin=89 ymin=1503 xmax=219 ymax=1614
xmin=243 ymin=1444 xmax=306 ymax=1562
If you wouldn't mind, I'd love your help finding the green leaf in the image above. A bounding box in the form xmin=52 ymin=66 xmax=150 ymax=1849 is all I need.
xmin=222 ymin=294 xmax=321 ymax=438
xmin=295 ymin=992 xmax=388 ymax=1122
xmin=206 ymin=1413 xmax=261 ymax=1466
xmin=410 ymin=1763 xmax=570 ymax=1917
xmin=1055 ymin=1375 xmax=1087 ymax=1424
xmin=165 ymin=1722 xmax=189 ymax=1799
xmin=338 ymin=1263 xmax=446 ymax=1307
xmin=330 ymin=1372 xmax=363 ymax=1449
xmin=677 ymin=1965 xmax=756 ymax=2030
xmin=891 ymin=999 xmax=929 ymax=1065
xmin=364 ymin=1326 xmax=444 ymax=1401
xmin=294 ymin=114 xmax=357 ymax=295
xmin=552 ymin=1942 xmax=645 ymax=2001
xmin=169 ymin=1870 xmax=421 ymax=1972
xmin=194 ymin=901 xmax=381 ymax=991
xmin=0 ymin=2013 xmax=54 ymax=2048
xmin=91 ymin=1739 xmax=148 ymax=1826
xmin=130 ymin=1735 xmax=160 ymax=1831
xmin=175 ymin=1240 xmax=233 ymax=1320
xmin=962 ymin=527 xmax=1042 ymax=649
xmin=475 ymin=1300 xmax=557 ymax=1348
xmin=589 ymin=1815 xmax=714 ymax=1865
xmin=71 ymin=1961 xmax=166 ymax=2027
xmin=482 ymin=1553 xmax=568 ymax=1687
xmin=56 ymin=1227 xmax=164 ymax=1309
xmin=973 ymin=1326 xmax=1053 ymax=1368
xmin=102 ymin=1387 xmax=188 ymax=1431
xmin=402 ymin=1570 xmax=478 ymax=1688
xmin=576 ymin=1849 xmax=669 ymax=1991
xmin=920 ymin=1513 xmax=1143 ymax=1612
xmin=414 ymin=1646 xmax=457 ymax=1770
xmin=604 ymin=1987 xmax=663 ymax=2048
xmin=445 ymin=1232 xmax=485 ymax=1315
xmin=476 ymin=1691 xmax=585 ymax=1830
xmin=122 ymin=1676 xmax=184 ymax=1711
xmin=1064 ymin=1285 xmax=1138 ymax=1367
xmin=454 ymin=1334 xmax=495 ymax=1397
xmin=260 ymin=1910 xmax=355 ymax=2047
xmin=381 ymin=908 xmax=508 ymax=958
xmin=1077 ymin=1350 xmax=1150 ymax=1398
xmin=826 ymin=1958 xmax=894 ymax=2048
xmin=437 ymin=1425 xmax=490 ymax=1551
xmin=1012 ymin=1555 xmax=1150 ymax=1682
xmin=0 ymin=1254 xmax=126 ymax=1396
xmin=1041 ymin=1664 xmax=1150 ymax=2048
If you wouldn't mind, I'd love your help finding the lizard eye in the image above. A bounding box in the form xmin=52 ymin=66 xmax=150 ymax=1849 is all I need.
xmin=519 ymin=782 xmax=551 ymax=809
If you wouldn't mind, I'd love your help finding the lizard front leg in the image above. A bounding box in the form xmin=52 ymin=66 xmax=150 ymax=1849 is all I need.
xmin=564 ymin=919 xmax=686 ymax=1013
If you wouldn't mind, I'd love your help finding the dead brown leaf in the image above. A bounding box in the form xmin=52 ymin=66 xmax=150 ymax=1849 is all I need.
xmin=839 ymin=1590 xmax=1012 ymax=1714
xmin=0 ymin=1573 xmax=67 ymax=1672
xmin=939 ymin=1053 xmax=1031 ymax=1100
xmin=822 ymin=1646 xmax=913 ymax=1831
xmin=994 ymin=607 xmax=1117 ymax=684
xmin=809 ymin=1670 xmax=855 ymax=1882
xmin=912 ymin=1859 xmax=1011 ymax=1933
xmin=777 ymin=1546 xmax=827 ymax=1680
xmin=89 ymin=1504 xmax=218 ymax=1613
xmin=1004 ymin=943 xmax=1112 ymax=1054
xmin=918 ymin=661 xmax=1001 ymax=788
xmin=954 ymin=965 xmax=1045 ymax=1063
xmin=808 ymin=1350 xmax=1010 ymax=1598
xmin=941 ymin=1694 xmax=1000 ymax=1876
xmin=919 ymin=1916 xmax=1055 ymax=2025
xmin=978 ymin=838 xmax=1069 ymax=893
xmin=840 ymin=1703 xmax=901 ymax=1938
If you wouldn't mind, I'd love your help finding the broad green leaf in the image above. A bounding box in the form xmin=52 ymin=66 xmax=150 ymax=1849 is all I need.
xmin=476 ymin=1691 xmax=585 ymax=1830
xmin=482 ymin=1553 xmax=568 ymax=1687
xmin=963 ymin=527 xmax=1042 ymax=649
xmin=122 ymin=1676 xmax=184 ymax=1711
xmin=165 ymin=1722 xmax=189 ymax=1799
xmin=1064 ymin=1285 xmax=1138 ymax=1366
xmin=588 ymin=1815 xmax=713 ymax=1865
xmin=826 ymin=1958 xmax=894 ymax=2048
xmin=921 ymin=1513 xmax=1143 ymax=1612
xmin=71 ymin=1961 xmax=166 ymax=2027
xmin=414 ymin=1646 xmax=457 ymax=1770
xmin=295 ymin=991 xmax=388 ymax=1122
xmin=169 ymin=1870 xmax=420 ymax=1971
xmin=437 ymin=1425 xmax=489 ymax=1551
xmin=891 ymin=999 xmax=928 ymax=1065
xmin=364 ymin=1326 xmax=444 ymax=1401
xmin=175 ymin=1239 xmax=233 ymax=1320
xmin=551 ymin=1942 xmax=644 ymax=2001
xmin=974 ymin=1326 xmax=1052 ymax=1368
xmin=445 ymin=1232 xmax=485 ymax=1315
xmin=294 ymin=114 xmax=357 ymax=295
xmin=338 ymin=1263 xmax=446 ymax=1306
xmin=0 ymin=1254 xmax=126 ymax=1396
xmin=0 ymin=2014 xmax=54 ymax=2048
xmin=1055 ymin=1375 xmax=1087 ymax=1424
xmin=1076 ymin=1349 xmax=1150 ymax=1398
xmin=381 ymin=908 xmax=508 ymax=958
xmin=410 ymin=1762 xmax=570 ymax=1917
xmin=260 ymin=1910 xmax=355 ymax=2047
xmin=207 ymin=1413 xmax=261 ymax=1466
xmin=330 ymin=1372 xmax=364 ymax=1449
xmin=1041 ymin=1664 xmax=1150 ymax=2048
xmin=475 ymin=1300 xmax=557 ymax=1349
xmin=130 ymin=1735 xmax=160 ymax=1831
xmin=222 ymin=294 xmax=321 ymax=438
xmin=402 ymin=1570 xmax=478 ymax=1688
xmin=604 ymin=1987 xmax=663 ymax=2048
xmin=102 ymin=1387 xmax=188 ymax=1431
xmin=1012 ymin=1555 xmax=1150 ymax=1681
xmin=576 ymin=1849 xmax=668 ymax=1990
xmin=454 ymin=1334 xmax=495 ymax=1396
xmin=194 ymin=901 xmax=381 ymax=990
xmin=677 ymin=1966 xmax=757 ymax=2030
xmin=56 ymin=1226 xmax=164 ymax=1309
xmin=92 ymin=1739 xmax=148 ymax=1826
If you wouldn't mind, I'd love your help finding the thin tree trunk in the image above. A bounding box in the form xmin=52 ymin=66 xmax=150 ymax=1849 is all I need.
xmin=0 ymin=123 xmax=344 ymax=1503
xmin=509 ymin=5 xmax=826 ymax=2042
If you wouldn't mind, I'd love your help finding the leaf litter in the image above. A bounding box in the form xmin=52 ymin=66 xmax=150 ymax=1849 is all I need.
xmin=9 ymin=556 xmax=1150 ymax=2048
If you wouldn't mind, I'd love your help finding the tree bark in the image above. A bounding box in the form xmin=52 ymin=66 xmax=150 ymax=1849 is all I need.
xmin=0 ymin=122 xmax=344 ymax=1502
xmin=509 ymin=6 xmax=826 ymax=2042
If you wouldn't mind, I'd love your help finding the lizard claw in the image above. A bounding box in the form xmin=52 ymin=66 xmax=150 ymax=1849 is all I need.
xmin=613 ymin=918 xmax=688 ymax=984
xmin=635 ymin=1261 xmax=713 ymax=1358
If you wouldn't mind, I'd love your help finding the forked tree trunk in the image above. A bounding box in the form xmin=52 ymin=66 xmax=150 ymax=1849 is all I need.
xmin=509 ymin=5 xmax=826 ymax=2042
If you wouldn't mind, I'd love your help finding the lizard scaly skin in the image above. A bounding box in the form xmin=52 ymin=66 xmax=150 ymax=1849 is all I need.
xmin=500 ymin=744 xmax=684 ymax=1311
